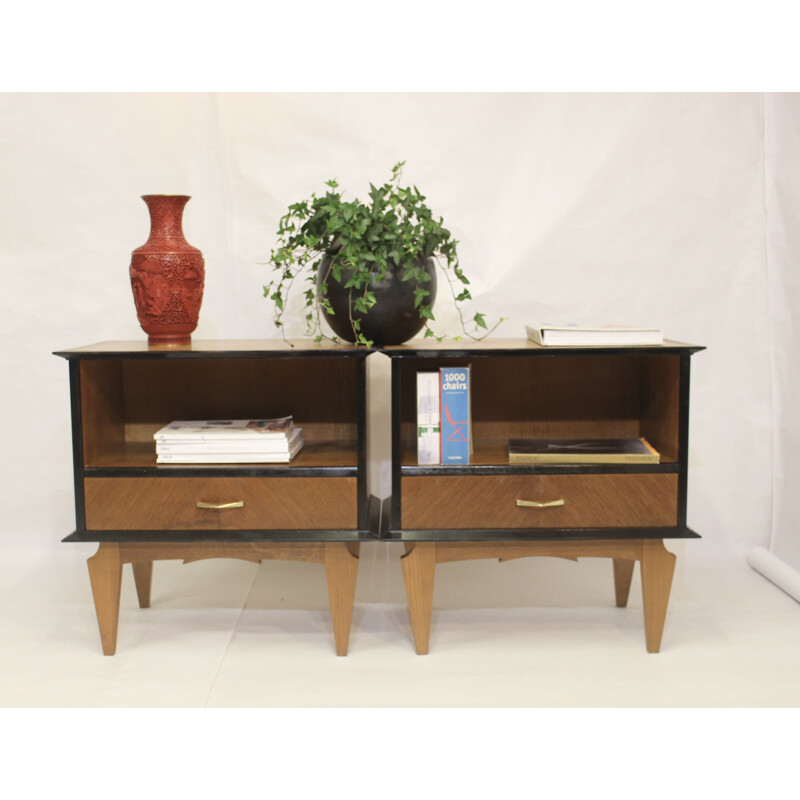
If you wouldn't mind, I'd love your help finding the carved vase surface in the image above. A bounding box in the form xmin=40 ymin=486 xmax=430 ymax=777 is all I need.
xmin=129 ymin=195 xmax=204 ymax=345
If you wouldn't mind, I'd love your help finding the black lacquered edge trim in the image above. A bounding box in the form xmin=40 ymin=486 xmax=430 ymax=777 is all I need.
xmin=69 ymin=361 xmax=86 ymax=532
xmin=677 ymin=354 xmax=692 ymax=528
xmin=390 ymin=359 xmax=403 ymax=531
xmin=83 ymin=466 xmax=359 ymax=478
xmin=382 ymin=345 xmax=706 ymax=359
xmin=400 ymin=463 xmax=681 ymax=477
xmin=53 ymin=348 xmax=373 ymax=361
xmin=381 ymin=526 xmax=702 ymax=542
xmin=356 ymin=358 xmax=369 ymax=529
xmin=62 ymin=529 xmax=378 ymax=543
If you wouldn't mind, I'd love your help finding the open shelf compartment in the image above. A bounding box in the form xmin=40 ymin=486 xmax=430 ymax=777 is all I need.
xmin=396 ymin=352 xmax=682 ymax=472
xmin=79 ymin=356 xmax=362 ymax=471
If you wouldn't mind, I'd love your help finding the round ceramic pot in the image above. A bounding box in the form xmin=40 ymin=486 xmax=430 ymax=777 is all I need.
xmin=316 ymin=255 xmax=437 ymax=346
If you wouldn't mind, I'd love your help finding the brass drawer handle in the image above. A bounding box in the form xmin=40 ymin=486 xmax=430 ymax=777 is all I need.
xmin=196 ymin=501 xmax=245 ymax=510
xmin=516 ymin=498 xmax=565 ymax=508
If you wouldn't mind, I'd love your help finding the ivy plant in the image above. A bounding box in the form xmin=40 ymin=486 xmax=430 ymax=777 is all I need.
xmin=264 ymin=162 xmax=503 ymax=347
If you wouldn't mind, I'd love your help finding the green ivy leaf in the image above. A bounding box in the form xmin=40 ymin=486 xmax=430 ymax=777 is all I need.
xmin=265 ymin=162 xmax=503 ymax=346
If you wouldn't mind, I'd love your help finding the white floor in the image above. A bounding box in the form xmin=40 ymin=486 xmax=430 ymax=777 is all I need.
xmin=1 ymin=539 xmax=799 ymax=708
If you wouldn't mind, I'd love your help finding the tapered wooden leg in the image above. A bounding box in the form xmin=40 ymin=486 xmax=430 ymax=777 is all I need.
xmin=131 ymin=561 xmax=153 ymax=609
xmin=87 ymin=543 xmax=123 ymax=656
xmin=324 ymin=542 xmax=360 ymax=656
xmin=400 ymin=542 xmax=436 ymax=655
xmin=640 ymin=540 xmax=677 ymax=653
xmin=613 ymin=558 xmax=635 ymax=608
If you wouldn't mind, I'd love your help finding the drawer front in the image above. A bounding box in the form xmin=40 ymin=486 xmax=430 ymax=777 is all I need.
xmin=401 ymin=474 xmax=678 ymax=529
xmin=84 ymin=477 xmax=357 ymax=530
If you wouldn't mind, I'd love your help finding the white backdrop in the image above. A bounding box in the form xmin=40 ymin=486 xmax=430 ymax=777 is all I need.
xmin=765 ymin=94 xmax=800 ymax=573
xmin=0 ymin=93 xmax=793 ymax=588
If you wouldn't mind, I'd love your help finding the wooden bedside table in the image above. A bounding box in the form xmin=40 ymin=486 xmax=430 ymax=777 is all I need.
xmin=55 ymin=340 xmax=376 ymax=656
xmin=381 ymin=338 xmax=704 ymax=653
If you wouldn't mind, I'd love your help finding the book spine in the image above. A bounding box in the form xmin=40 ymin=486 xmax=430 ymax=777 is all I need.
xmin=417 ymin=372 xmax=441 ymax=465
xmin=154 ymin=432 xmax=293 ymax=442
xmin=157 ymin=454 xmax=293 ymax=463
xmin=440 ymin=366 xmax=470 ymax=465
xmin=525 ymin=325 xmax=545 ymax=345
xmin=156 ymin=442 xmax=295 ymax=454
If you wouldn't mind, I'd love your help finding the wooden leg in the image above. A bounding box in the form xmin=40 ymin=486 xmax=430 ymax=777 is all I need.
xmin=131 ymin=561 xmax=153 ymax=609
xmin=400 ymin=542 xmax=436 ymax=655
xmin=323 ymin=542 xmax=360 ymax=656
xmin=613 ymin=558 xmax=635 ymax=608
xmin=87 ymin=543 xmax=123 ymax=656
xmin=640 ymin=540 xmax=677 ymax=653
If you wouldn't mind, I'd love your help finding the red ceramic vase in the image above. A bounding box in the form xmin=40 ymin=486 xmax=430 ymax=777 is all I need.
xmin=129 ymin=195 xmax=205 ymax=345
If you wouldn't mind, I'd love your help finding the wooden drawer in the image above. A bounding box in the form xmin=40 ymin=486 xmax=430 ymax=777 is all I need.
xmin=84 ymin=477 xmax=357 ymax=531
xmin=401 ymin=474 xmax=678 ymax=529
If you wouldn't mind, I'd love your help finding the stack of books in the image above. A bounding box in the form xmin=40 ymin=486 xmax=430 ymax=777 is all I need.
xmin=154 ymin=417 xmax=303 ymax=464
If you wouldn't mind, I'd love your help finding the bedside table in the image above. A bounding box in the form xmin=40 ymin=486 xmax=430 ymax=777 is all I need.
xmin=55 ymin=340 xmax=375 ymax=656
xmin=381 ymin=338 xmax=704 ymax=653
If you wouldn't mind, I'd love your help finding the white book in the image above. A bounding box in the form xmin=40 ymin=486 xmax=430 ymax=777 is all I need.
xmin=154 ymin=417 xmax=294 ymax=442
xmin=526 ymin=324 xmax=663 ymax=347
xmin=157 ymin=429 xmax=302 ymax=454
xmin=417 ymin=372 xmax=440 ymax=465
xmin=157 ymin=438 xmax=304 ymax=464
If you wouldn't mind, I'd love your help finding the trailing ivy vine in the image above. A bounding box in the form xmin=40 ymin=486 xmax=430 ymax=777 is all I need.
xmin=264 ymin=162 xmax=503 ymax=346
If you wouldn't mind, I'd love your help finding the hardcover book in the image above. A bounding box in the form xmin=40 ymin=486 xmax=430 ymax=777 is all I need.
xmin=154 ymin=417 xmax=294 ymax=441
xmin=440 ymin=367 xmax=470 ymax=464
xmin=156 ymin=428 xmax=303 ymax=454
xmin=156 ymin=445 xmax=303 ymax=464
xmin=526 ymin=324 xmax=663 ymax=347
xmin=508 ymin=437 xmax=660 ymax=464
xmin=416 ymin=372 xmax=441 ymax=465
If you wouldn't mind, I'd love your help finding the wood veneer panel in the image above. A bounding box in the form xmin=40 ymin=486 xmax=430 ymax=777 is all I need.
xmin=122 ymin=358 xmax=359 ymax=444
xmin=640 ymin=355 xmax=680 ymax=461
xmin=400 ymin=439 xmax=678 ymax=466
xmin=87 ymin=440 xmax=359 ymax=469
xmin=401 ymin=474 xmax=678 ymax=529
xmin=399 ymin=355 xmax=647 ymax=453
xmin=80 ymin=361 xmax=125 ymax=465
xmin=84 ymin=477 xmax=357 ymax=530
xmin=58 ymin=339 xmax=367 ymax=355
xmin=117 ymin=540 xmax=327 ymax=564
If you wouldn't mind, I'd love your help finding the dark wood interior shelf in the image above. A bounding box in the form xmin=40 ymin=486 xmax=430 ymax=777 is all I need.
xmin=86 ymin=439 xmax=360 ymax=471
xmin=400 ymin=438 xmax=679 ymax=472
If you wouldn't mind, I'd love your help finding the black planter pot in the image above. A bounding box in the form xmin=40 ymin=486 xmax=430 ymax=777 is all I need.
xmin=316 ymin=255 xmax=437 ymax=346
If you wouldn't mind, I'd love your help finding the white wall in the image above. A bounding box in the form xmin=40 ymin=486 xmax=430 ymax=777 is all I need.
xmin=0 ymin=93 xmax=786 ymax=581
xmin=765 ymin=93 xmax=800 ymax=572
